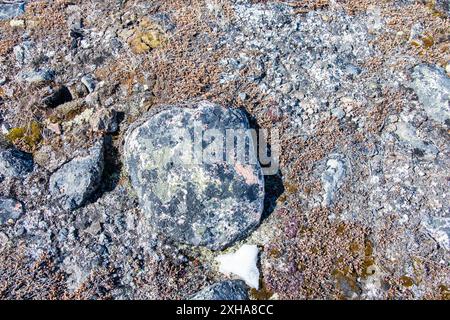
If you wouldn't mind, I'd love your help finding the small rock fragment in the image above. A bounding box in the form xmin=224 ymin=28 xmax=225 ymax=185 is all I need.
xmin=191 ymin=280 xmax=249 ymax=300
xmin=81 ymin=75 xmax=96 ymax=93
xmin=0 ymin=197 xmax=24 ymax=225
xmin=49 ymin=140 xmax=104 ymax=210
xmin=321 ymin=156 xmax=346 ymax=206
xmin=216 ymin=244 xmax=260 ymax=289
xmin=0 ymin=147 xmax=33 ymax=178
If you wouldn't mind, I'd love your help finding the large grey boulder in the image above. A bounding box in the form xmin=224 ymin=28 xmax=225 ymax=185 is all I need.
xmin=411 ymin=64 xmax=450 ymax=126
xmin=124 ymin=101 xmax=264 ymax=250
xmin=0 ymin=148 xmax=33 ymax=178
xmin=49 ymin=140 xmax=104 ymax=210
xmin=0 ymin=197 xmax=24 ymax=225
xmin=191 ymin=280 xmax=249 ymax=300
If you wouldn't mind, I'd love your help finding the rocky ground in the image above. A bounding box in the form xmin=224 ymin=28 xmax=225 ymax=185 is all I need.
xmin=0 ymin=0 xmax=449 ymax=300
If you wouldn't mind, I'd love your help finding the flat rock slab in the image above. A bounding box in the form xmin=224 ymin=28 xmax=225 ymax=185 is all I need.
xmin=124 ymin=101 xmax=264 ymax=250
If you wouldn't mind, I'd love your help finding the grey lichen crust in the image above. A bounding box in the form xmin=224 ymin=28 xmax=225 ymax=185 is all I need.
xmin=190 ymin=280 xmax=249 ymax=300
xmin=124 ymin=101 xmax=265 ymax=250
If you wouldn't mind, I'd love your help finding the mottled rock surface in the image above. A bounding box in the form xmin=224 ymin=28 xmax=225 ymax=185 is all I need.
xmin=49 ymin=140 xmax=104 ymax=210
xmin=411 ymin=64 xmax=450 ymax=126
xmin=0 ymin=197 xmax=24 ymax=225
xmin=0 ymin=148 xmax=33 ymax=178
xmin=0 ymin=0 xmax=449 ymax=300
xmin=191 ymin=280 xmax=249 ymax=300
xmin=125 ymin=101 xmax=264 ymax=250
xmin=0 ymin=3 xmax=25 ymax=21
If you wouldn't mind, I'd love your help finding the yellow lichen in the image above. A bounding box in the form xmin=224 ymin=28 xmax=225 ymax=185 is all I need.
xmin=438 ymin=285 xmax=450 ymax=300
xmin=129 ymin=19 xmax=165 ymax=54
xmin=5 ymin=127 xmax=26 ymax=142
xmin=284 ymin=181 xmax=299 ymax=194
xmin=130 ymin=31 xmax=163 ymax=54
xmin=400 ymin=275 xmax=414 ymax=287
xmin=5 ymin=121 xmax=42 ymax=148
xmin=422 ymin=35 xmax=434 ymax=49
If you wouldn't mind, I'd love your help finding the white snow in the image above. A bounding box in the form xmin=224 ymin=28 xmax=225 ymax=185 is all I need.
xmin=216 ymin=244 xmax=260 ymax=289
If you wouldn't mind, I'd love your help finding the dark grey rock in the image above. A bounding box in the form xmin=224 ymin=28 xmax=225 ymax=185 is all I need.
xmin=49 ymin=140 xmax=104 ymax=210
xmin=0 ymin=2 xmax=25 ymax=20
xmin=43 ymin=85 xmax=73 ymax=108
xmin=436 ymin=0 xmax=450 ymax=17
xmin=0 ymin=197 xmax=24 ymax=225
xmin=191 ymin=280 xmax=249 ymax=300
xmin=124 ymin=101 xmax=264 ymax=250
xmin=0 ymin=147 xmax=33 ymax=178
xmin=411 ymin=64 xmax=450 ymax=126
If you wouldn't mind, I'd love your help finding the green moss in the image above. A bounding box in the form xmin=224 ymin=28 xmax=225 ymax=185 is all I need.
xmin=5 ymin=121 xmax=42 ymax=149
xmin=5 ymin=127 xmax=26 ymax=142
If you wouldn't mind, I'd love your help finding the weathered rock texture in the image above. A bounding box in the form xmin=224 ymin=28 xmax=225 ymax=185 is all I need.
xmin=0 ymin=147 xmax=33 ymax=178
xmin=124 ymin=101 xmax=264 ymax=250
xmin=49 ymin=140 xmax=104 ymax=210
xmin=0 ymin=197 xmax=24 ymax=225
xmin=0 ymin=0 xmax=449 ymax=300
xmin=191 ymin=280 xmax=249 ymax=300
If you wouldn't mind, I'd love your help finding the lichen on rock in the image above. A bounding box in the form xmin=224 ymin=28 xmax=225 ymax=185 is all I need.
xmin=124 ymin=101 xmax=265 ymax=250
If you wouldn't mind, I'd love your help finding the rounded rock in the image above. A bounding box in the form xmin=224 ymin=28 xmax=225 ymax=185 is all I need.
xmin=124 ymin=101 xmax=264 ymax=250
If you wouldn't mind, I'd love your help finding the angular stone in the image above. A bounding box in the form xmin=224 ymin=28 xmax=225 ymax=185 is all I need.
xmin=49 ymin=140 xmax=104 ymax=210
xmin=0 ymin=197 xmax=24 ymax=225
xmin=191 ymin=280 xmax=249 ymax=300
xmin=124 ymin=101 xmax=264 ymax=250
xmin=0 ymin=147 xmax=33 ymax=178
